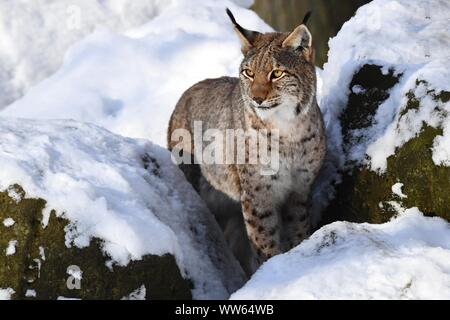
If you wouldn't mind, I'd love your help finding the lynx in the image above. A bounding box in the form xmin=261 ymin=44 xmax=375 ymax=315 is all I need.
xmin=168 ymin=9 xmax=326 ymax=274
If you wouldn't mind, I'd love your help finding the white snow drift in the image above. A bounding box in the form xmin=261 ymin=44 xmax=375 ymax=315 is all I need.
xmin=0 ymin=288 xmax=15 ymax=300
xmin=0 ymin=0 xmax=179 ymax=110
xmin=1 ymin=0 xmax=271 ymax=146
xmin=232 ymin=209 xmax=450 ymax=300
xmin=0 ymin=118 xmax=245 ymax=299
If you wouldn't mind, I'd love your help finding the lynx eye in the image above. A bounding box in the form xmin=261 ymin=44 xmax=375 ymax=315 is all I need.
xmin=271 ymin=69 xmax=285 ymax=80
xmin=242 ymin=69 xmax=255 ymax=79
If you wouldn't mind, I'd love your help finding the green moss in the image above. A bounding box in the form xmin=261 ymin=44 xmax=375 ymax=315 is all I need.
xmin=399 ymin=90 xmax=421 ymax=117
xmin=437 ymin=90 xmax=450 ymax=103
xmin=322 ymin=167 xmax=396 ymax=224
xmin=322 ymin=73 xmax=450 ymax=225
xmin=323 ymin=125 xmax=449 ymax=224
xmin=0 ymin=185 xmax=46 ymax=296
xmin=0 ymin=186 xmax=192 ymax=300
xmin=391 ymin=125 xmax=449 ymax=218
xmin=400 ymin=81 xmax=449 ymax=118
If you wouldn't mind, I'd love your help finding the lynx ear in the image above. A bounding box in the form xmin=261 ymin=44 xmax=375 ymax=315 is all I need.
xmin=226 ymin=8 xmax=260 ymax=54
xmin=282 ymin=11 xmax=313 ymax=59
xmin=282 ymin=25 xmax=312 ymax=50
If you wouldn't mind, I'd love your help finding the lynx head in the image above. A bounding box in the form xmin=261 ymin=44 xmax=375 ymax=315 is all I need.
xmin=227 ymin=9 xmax=316 ymax=120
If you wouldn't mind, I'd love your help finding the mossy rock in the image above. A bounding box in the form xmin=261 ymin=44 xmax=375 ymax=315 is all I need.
xmin=322 ymin=65 xmax=450 ymax=225
xmin=341 ymin=64 xmax=400 ymax=147
xmin=0 ymin=186 xmax=192 ymax=300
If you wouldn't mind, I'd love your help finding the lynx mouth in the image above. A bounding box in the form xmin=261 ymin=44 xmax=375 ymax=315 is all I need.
xmin=254 ymin=103 xmax=280 ymax=110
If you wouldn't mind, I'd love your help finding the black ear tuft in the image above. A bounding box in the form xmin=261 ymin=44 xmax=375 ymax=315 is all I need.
xmin=302 ymin=11 xmax=312 ymax=26
xmin=226 ymin=8 xmax=238 ymax=26
xmin=225 ymin=8 xmax=261 ymax=54
xmin=226 ymin=8 xmax=256 ymax=41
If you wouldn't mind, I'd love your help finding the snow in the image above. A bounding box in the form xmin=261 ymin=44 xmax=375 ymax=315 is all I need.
xmin=0 ymin=0 xmax=178 ymax=110
xmin=0 ymin=0 xmax=254 ymax=300
xmin=57 ymin=296 xmax=81 ymax=301
xmin=1 ymin=0 xmax=270 ymax=147
xmin=34 ymin=259 xmax=42 ymax=279
xmin=0 ymin=118 xmax=245 ymax=299
xmin=0 ymin=0 xmax=448 ymax=300
xmin=6 ymin=240 xmax=17 ymax=256
xmin=392 ymin=183 xmax=408 ymax=199
xmin=39 ymin=246 xmax=46 ymax=261
xmin=433 ymin=129 xmax=450 ymax=166
xmin=3 ymin=218 xmax=15 ymax=228
xmin=25 ymin=290 xmax=37 ymax=298
xmin=0 ymin=288 xmax=15 ymax=300
xmin=351 ymin=85 xmax=366 ymax=95
xmin=318 ymin=0 xmax=450 ymax=173
xmin=231 ymin=208 xmax=450 ymax=300
xmin=7 ymin=186 xmax=23 ymax=203
xmin=122 ymin=285 xmax=147 ymax=300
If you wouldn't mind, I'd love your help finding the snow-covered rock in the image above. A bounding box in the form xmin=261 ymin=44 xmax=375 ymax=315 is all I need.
xmin=0 ymin=0 xmax=257 ymax=110
xmin=1 ymin=0 xmax=271 ymax=146
xmin=0 ymin=0 xmax=177 ymax=110
xmin=0 ymin=118 xmax=245 ymax=299
xmin=1 ymin=0 xmax=448 ymax=300
xmin=315 ymin=0 xmax=450 ymax=224
xmin=320 ymin=0 xmax=450 ymax=170
xmin=0 ymin=0 xmax=261 ymax=301
xmin=232 ymin=208 xmax=450 ymax=300
xmin=0 ymin=288 xmax=15 ymax=300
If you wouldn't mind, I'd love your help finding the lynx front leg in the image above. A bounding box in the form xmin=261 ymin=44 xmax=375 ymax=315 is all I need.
xmin=240 ymin=185 xmax=282 ymax=262
xmin=281 ymin=192 xmax=312 ymax=251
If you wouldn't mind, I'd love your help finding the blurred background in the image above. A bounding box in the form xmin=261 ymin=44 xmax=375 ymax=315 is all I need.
xmin=252 ymin=0 xmax=371 ymax=66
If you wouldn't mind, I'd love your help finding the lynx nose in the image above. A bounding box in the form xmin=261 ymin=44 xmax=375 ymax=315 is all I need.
xmin=253 ymin=97 xmax=265 ymax=105
xmin=251 ymin=80 xmax=269 ymax=105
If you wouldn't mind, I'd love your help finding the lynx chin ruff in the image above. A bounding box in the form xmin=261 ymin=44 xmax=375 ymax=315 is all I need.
xmin=168 ymin=9 xmax=326 ymax=275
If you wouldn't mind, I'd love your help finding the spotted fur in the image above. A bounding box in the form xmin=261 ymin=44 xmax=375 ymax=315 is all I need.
xmin=168 ymin=10 xmax=326 ymax=275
